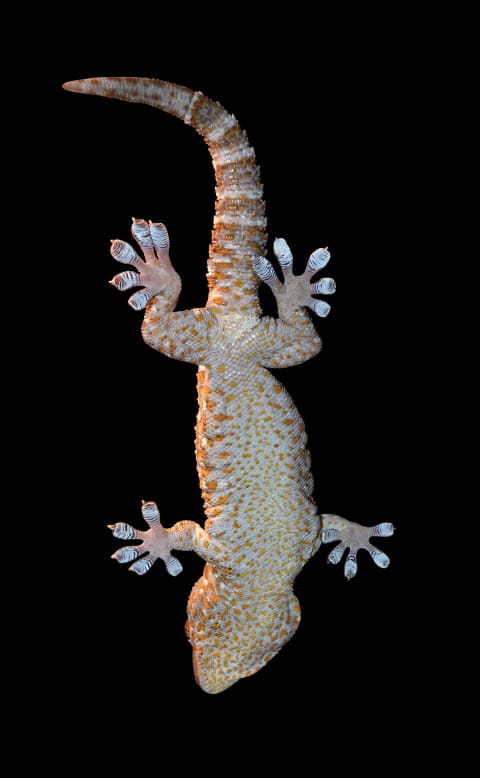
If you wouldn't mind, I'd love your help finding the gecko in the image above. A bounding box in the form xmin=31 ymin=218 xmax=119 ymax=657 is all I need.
xmin=63 ymin=77 xmax=394 ymax=694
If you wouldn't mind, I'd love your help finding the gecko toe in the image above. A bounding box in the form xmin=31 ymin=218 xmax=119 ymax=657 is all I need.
xmin=327 ymin=542 xmax=347 ymax=564
xmin=369 ymin=549 xmax=390 ymax=568
xmin=109 ymin=522 xmax=140 ymax=540
xmin=165 ymin=555 xmax=183 ymax=576
xmin=129 ymin=556 xmax=155 ymax=575
xmin=111 ymin=546 xmax=143 ymax=564
xmin=344 ymin=553 xmax=358 ymax=579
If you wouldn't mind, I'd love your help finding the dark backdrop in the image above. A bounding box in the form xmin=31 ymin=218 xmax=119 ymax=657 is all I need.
xmin=30 ymin=12 xmax=428 ymax=765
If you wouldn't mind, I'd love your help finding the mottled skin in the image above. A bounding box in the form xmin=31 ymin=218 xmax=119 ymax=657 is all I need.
xmin=63 ymin=77 xmax=394 ymax=694
xmin=141 ymin=257 xmax=323 ymax=692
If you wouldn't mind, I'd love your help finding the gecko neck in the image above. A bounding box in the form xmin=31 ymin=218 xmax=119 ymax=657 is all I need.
xmin=63 ymin=77 xmax=267 ymax=315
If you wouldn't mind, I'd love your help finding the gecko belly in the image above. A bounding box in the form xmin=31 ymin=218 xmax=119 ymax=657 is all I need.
xmin=188 ymin=341 xmax=320 ymax=692
xmin=195 ymin=357 xmax=320 ymax=581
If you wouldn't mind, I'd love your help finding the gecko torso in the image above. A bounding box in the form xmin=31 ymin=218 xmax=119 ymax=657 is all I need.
xmin=64 ymin=77 xmax=394 ymax=693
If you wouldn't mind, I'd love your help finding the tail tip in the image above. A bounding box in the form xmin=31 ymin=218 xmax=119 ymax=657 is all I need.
xmin=62 ymin=79 xmax=98 ymax=94
xmin=62 ymin=80 xmax=80 ymax=92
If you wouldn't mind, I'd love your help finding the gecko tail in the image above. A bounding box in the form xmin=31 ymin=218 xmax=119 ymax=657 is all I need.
xmin=63 ymin=76 xmax=267 ymax=315
xmin=63 ymin=77 xmax=197 ymax=122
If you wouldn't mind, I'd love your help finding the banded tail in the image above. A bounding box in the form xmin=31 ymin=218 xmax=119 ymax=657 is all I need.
xmin=63 ymin=77 xmax=266 ymax=314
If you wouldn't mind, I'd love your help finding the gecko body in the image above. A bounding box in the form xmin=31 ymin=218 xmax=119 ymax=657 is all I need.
xmin=63 ymin=77 xmax=394 ymax=694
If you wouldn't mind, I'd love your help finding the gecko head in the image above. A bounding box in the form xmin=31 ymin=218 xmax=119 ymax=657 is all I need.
xmin=189 ymin=591 xmax=301 ymax=693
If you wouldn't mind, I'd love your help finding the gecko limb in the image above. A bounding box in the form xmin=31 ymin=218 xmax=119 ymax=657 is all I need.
xmin=254 ymin=238 xmax=335 ymax=319
xmin=109 ymin=501 xmax=183 ymax=576
xmin=110 ymin=219 xmax=181 ymax=310
xmin=321 ymin=516 xmax=395 ymax=580
xmin=109 ymin=501 xmax=233 ymax=576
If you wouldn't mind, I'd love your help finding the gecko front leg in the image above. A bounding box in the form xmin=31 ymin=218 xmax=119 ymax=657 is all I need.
xmin=321 ymin=517 xmax=395 ymax=579
xmin=109 ymin=501 xmax=232 ymax=575
xmin=109 ymin=501 xmax=184 ymax=576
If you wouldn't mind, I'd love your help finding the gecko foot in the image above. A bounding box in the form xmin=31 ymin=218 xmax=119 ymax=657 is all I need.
xmin=320 ymin=515 xmax=395 ymax=579
xmin=254 ymin=238 xmax=335 ymax=318
xmin=109 ymin=218 xmax=181 ymax=310
xmin=108 ymin=501 xmax=183 ymax=576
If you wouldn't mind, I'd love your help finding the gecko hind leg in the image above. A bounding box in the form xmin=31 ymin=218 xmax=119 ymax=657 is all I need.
xmin=254 ymin=237 xmax=336 ymax=318
xmin=109 ymin=218 xmax=181 ymax=310
xmin=320 ymin=515 xmax=395 ymax=580
xmin=109 ymin=501 xmax=183 ymax=576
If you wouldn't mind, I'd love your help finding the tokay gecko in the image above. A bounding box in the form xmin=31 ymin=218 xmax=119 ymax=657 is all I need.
xmin=63 ymin=77 xmax=394 ymax=694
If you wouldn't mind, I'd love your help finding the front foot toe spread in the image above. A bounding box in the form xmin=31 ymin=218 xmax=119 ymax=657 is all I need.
xmin=254 ymin=237 xmax=335 ymax=318
xmin=321 ymin=515 xmax=395 ymax=579
xmin=109 ymin=501 xmax=183 ymax=576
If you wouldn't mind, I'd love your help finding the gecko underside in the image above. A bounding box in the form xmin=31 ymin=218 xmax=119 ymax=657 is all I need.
xmin=63 ymin=76 xmax=395 ymax=693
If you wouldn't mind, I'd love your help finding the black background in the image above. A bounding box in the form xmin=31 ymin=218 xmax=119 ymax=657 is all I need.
xmin=30 ymin=9 xmax=430 ymax=763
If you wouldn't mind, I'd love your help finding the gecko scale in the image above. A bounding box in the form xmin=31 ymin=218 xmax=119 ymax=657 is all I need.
xmin=63 ymin=77 xmax=394 ymax=694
